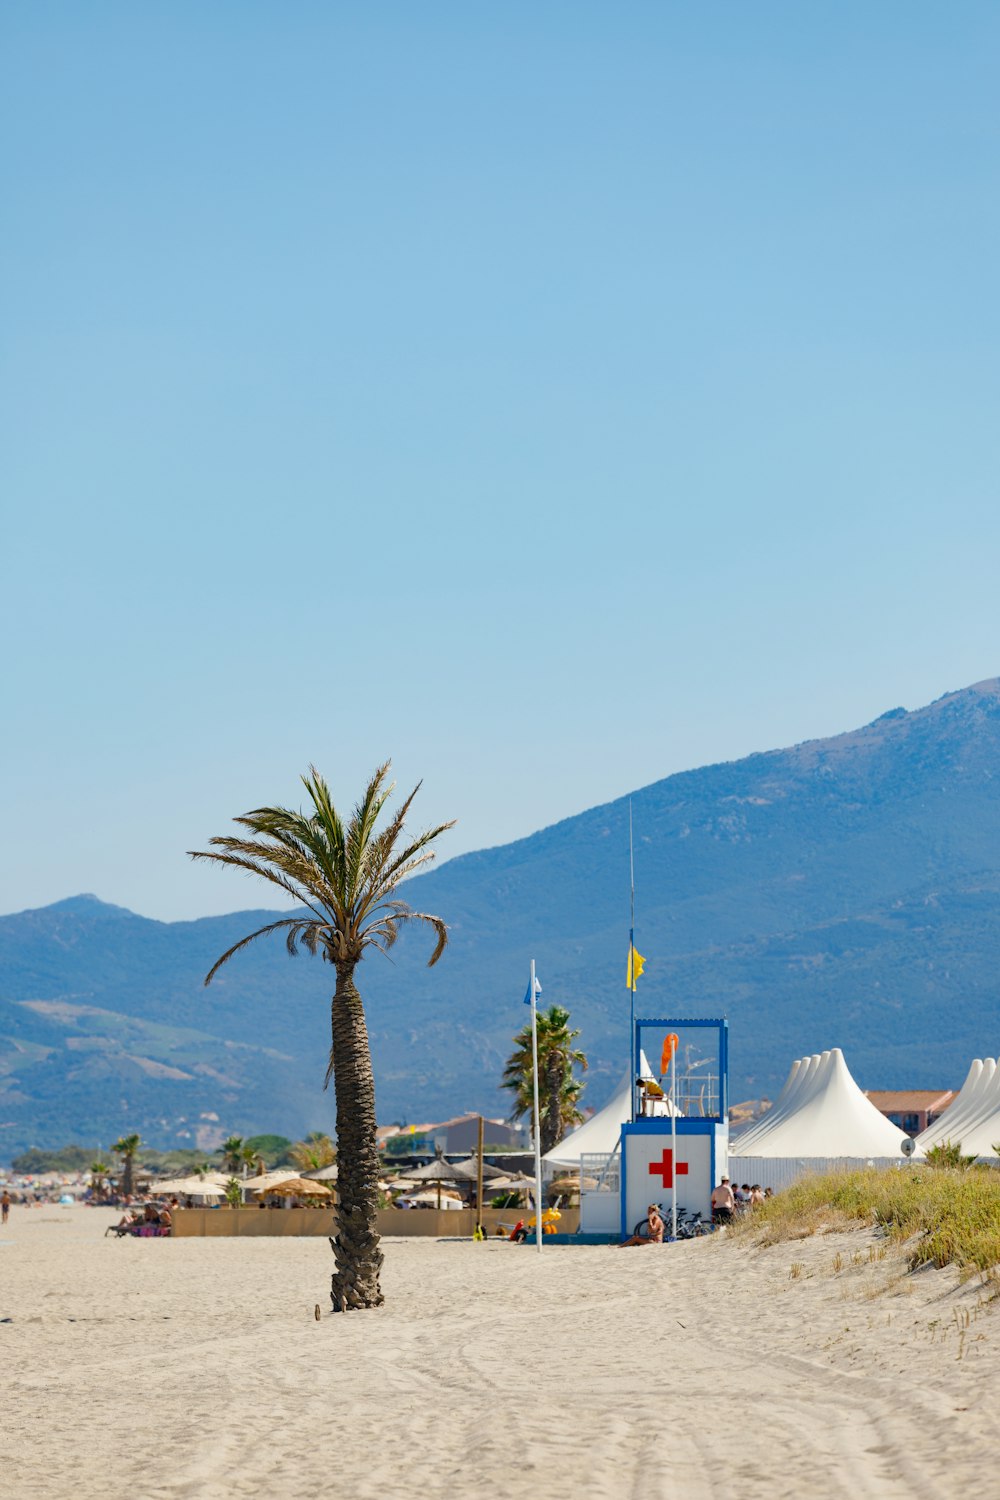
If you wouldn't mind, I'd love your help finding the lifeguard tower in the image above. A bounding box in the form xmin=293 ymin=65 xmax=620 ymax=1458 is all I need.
xmin=620 ymin=1018 xmax=729 ymax=1236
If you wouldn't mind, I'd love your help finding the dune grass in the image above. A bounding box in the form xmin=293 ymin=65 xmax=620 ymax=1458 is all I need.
xmin=733 ymin=1166 xmax=1000 ymax=1277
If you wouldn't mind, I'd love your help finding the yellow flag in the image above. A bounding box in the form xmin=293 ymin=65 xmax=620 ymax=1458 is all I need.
xmin=626 ymin=948 xmax=646 ymax=991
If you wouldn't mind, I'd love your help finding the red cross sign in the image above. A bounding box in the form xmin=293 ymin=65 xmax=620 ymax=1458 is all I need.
xmin=649 ymin=1148 xmax=688 ymax=1189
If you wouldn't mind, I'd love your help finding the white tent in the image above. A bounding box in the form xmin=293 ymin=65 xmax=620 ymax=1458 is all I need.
xmin=731 ymin=1048 xmax=914 ymax=1160
xmin=916 ymin=1058 xmax=1000 ymax=1158
xmin=734 ymin=1054 xmax=826 ymax=1154
xmin=543 ymin=1051 xmax=676 ymax=1169
xmin=916 ymin=1060 xmax=988 ymax=1152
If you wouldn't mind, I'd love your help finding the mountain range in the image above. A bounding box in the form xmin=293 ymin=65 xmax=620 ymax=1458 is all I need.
xmin=3 ymin=678 xmax=1000 ymax=1157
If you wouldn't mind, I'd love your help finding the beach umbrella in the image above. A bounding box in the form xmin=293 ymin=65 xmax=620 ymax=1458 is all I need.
xmin=256 ymin=1178 xmax=332 ymax=1200
xmin=547 ymin=1174 xmax=596 ymax=1198
xmin=399 ymin=1188 xmax=464 ymax=1210
xmin=402 ymin=1155 xmax=464 ymax=1182
xmin=489 ymin=1172 xmax=537 ymax=1191
xmin=443 ymin=1157 xmax=509 ymax=1184
xmin=154 ymin=1175 xmax=230 ymax=1199
xmin=395 ymin=1152 xmax=475 ymax=1209
xmin=486 ymin=1171 xmax=539 ymax=1207
xmin=241 ymin=1169 xmax=302 ymax=1192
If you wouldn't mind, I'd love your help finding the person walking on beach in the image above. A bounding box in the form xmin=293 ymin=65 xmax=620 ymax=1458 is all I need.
xmin=1 ymin=1189 xmax=10 ymax=1224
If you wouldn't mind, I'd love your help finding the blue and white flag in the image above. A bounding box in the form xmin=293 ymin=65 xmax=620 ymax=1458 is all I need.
xmin=523 ymin=975 xmax=543 ymax=1005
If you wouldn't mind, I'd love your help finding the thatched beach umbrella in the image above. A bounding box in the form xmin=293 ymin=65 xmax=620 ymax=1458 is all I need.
xmin=444 ymin=1157 xmax=509 ymax=1184
xmin=399 ymin=1152 xmax=471 ymax=1209
xmin=487 ymin=1171 xmax=538 ymax=1207
xmin=547 ymin=1174 xmax=596 ymax=1200
xmin=256 ymin=1177 xmax=332 ymax=1202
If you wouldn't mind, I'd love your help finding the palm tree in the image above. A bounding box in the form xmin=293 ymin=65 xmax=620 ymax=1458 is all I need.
xmin=290 ymin=1133 xmax=336 ymax=1172
xmin=502 ymin=1005 xmax=587 ymax=1155
xmin=112 ymin=1134 xmax=141 ymax=1198
xmin=189 ymin=763 xmax=453 ymax=1311
xmin=90 ymin=1160 xmax=111 ymax=1200
xmin=240 ymin=1142 xmax=260 ymax=1175
xmin=218 ymin=1136 xmax=245 ymax=1174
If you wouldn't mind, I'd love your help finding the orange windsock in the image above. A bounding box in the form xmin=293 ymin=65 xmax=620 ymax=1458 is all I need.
xmin=661 ymin=1033 xmax=679 ymax=1074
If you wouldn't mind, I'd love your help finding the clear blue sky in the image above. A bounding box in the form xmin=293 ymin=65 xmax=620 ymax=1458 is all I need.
xmin=3 ymin=3 xmax=999 ymax=921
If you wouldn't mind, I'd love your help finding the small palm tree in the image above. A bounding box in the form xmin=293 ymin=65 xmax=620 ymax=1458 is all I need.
xmin=112 ymin=1134 xmax=142 ymax=1198
xmin=190 ymin=762 xmax=453 ymax=1311
xmin=90 ymin=1160 xmax=111 ymax=1199
xmin=502 ymin=1005 xmax=587 ymax=1155
xmin=290 ymin=1133 xmax=336 ymax=1172
xmin=223 ymin=1177 xmax=243 ymax=1208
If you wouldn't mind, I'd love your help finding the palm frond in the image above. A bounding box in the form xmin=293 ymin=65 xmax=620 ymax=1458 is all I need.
xmin=301 ymin=768 xmax=349 ymax=889
xmin=378 ymin=818 xmax=458 ymax=891
xmin=355 ymin=850 xmax=441 ymax=923
xmin=345 ymin=763 xmax=395 ymax=902
xmin=286 ymin=921 xmax=329 ymax=957
xmin=362 ymin=917 xmax=401 ymax=952
xmin=381 ymin=907 xmax=448 ymax=966
xmin=354 ymin=780 xmax=421 ymax=892
xmin=234 ymin=815 xmax=331 ymax=884
xmin=247 ymin=802 xmax=346 ymax=907
xmin=188 ymin=845 xmax=326 ymax=920
xmin=202 ymin=833 xmax=334 ymax=914
xmin=201 ymin=918 xmax=317 ymax=985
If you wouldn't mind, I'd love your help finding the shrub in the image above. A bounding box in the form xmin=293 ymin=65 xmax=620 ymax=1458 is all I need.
xmin=733 ymin=1166 xmax=1000 ymax=1276
xmin=925 ymin=1141 xmax=977 ymax=1170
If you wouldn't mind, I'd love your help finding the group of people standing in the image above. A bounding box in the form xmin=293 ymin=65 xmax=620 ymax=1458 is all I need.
xmin=710 ymin=1175 xmax=771 ymax=1224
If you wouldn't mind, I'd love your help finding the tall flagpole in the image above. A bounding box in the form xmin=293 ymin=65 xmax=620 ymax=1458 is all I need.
xmin=530 ymin=958 xmax=543 ymax=1254
xmin=629 ymin=800 xmax=636 ymax=1124
xmin=670 ymin=1045 xmax=678 ymax=1242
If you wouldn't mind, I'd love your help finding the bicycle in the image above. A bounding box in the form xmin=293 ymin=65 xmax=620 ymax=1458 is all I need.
xmin=631 ymin=1205 xmax=709 ymax=1240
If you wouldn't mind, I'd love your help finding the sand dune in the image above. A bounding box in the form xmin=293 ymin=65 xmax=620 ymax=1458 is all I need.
xmin=2 ymin=1209 xmax=997 ymax=1498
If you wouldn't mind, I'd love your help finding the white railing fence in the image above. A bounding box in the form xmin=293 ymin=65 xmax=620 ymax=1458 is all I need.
xmin=727 ymin=1156 xmax=914 ymax=1193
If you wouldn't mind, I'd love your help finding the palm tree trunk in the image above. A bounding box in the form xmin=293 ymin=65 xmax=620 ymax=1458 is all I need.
xmin=543 ymin=1052 xmax=563 ymax=1156
xmin=328 ymin=963 xmax=384 ymax=1310
xmin=122 ymin=1156 xmax=134 ymax=1198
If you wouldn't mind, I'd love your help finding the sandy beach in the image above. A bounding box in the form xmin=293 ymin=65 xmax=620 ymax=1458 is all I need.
xmin=3 ymin=1209 xmax=997 ymax=1499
